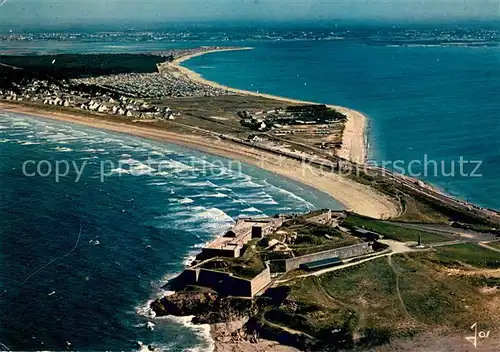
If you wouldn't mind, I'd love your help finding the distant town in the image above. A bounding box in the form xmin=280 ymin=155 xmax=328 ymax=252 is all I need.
xmin=0 ymin=47 xmax=242 ymax=120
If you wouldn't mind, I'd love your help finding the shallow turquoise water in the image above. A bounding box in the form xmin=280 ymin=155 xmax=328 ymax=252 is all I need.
xmin=183 ymin=41 xmax=500 ymax=210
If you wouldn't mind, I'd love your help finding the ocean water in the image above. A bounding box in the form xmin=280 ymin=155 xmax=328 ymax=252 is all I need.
xmin=2 ymin=25 xmax=498 ymax=209
xmin=182 ymin=40 xmax=500 ymax=210
xmin=0 ymin=112 xmax=340 ymax=351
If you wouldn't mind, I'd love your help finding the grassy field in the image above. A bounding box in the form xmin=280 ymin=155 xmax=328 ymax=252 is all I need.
xmin=270 ymin=250 xmax=500 ymax=349
xmin=343 ymin=214 xmax=450 ymax=244
xmin=267 ymin=257 xmax=408 ymax=350
xmin=393 ymin=252 xmax=499 ymax=328
xmin=395 ymin=194 xmax=451 ymax=223
xmin=433 ymin=243 xmax=500 ymax=269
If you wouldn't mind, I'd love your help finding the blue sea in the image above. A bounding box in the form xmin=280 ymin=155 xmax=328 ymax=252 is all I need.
xmin=1 ymin=23 xmax=499 ymax=351
xmin=182 ymin=40 xmax=500 ymax=209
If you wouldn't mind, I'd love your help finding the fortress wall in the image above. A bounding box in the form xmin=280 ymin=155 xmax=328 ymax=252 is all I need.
xmin=201 ymin=247 xmax=239 ymax=259
xmin=225 ymin=276 xmax=253 ymax=297
xmin=177 ymin=267 xmax=271 ymax=297
xmin=176 ymin=268 xmax=199 ymax=286
xmin=269 ymin=242 xmax=372 ymax=273
xmin=284 ymin=242 xmax=371 ymax=271
xmin=195 ymin=269 xmax=253 ymax=297
xmin=197 ymin=269 xmax=232 ymax=291
xmin=250 ymin=267 xmax=272 ymax=297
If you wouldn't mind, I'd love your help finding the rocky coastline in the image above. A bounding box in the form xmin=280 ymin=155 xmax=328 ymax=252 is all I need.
xmin=150 ymin=287 xmax=315 ymax=352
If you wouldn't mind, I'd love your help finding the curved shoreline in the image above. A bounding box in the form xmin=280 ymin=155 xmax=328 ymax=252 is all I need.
xmin=172 ymin=48 xmax=368 ymax=164
xmin=0 ymin=102 xmax=399 ymax=219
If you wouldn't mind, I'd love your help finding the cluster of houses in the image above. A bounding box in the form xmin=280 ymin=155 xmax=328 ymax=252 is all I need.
xmin=76 ymin=96 xmax=174 ymax=120
xmin=0 ymin=78 xmax=175 ymax=120
xmin=71 ymin=72 xmax=232 ymax=99
xmin=238 ymin=105 xmax=347 ymax=132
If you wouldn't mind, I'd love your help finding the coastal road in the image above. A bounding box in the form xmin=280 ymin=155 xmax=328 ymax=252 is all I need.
xmin=382 ymin=221 xmax=498 ymax=243
xmin=479 ymin=241 xmax=500 ymax=253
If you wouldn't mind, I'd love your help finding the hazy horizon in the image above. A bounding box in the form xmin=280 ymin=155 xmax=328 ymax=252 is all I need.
xmin=0 ymin=0 xmax=498 ymax=29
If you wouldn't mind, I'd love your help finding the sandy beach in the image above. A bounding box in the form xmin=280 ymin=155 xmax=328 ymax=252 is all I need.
xmin=0 ymin=102 xmax=399 ymax=219
xmin=171 ymin=48 xmax=368 ymax=164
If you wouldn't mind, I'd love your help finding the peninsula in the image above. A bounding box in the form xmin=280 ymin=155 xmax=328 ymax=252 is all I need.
xmin=1 ymin=46 xmax=499 ymax=351
xmin=2 ymin=46 xmax=498 ymax=225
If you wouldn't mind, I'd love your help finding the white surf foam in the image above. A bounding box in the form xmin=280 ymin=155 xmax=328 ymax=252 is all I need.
xmin=262 ymin=180 xmax=315 ymax=209
xmin=12 ymin=121 xmax=31 ymax=127
xmin=82 ymin=148 xmax=106 ymax=153
xmin=240 ymin=207 xmax=264 ymax=214
xmin=159 ymin=316 xmax=214 ymax=352
xmin=167 ymin=197 xmax=194 ymax=205
xmin=110 ymin=168 xmax=130 ymax=175
xmin=155 ymin=159 xmax=194 ymax=173
xmin=229 ymin=179 xmax=263 ymax=188
xmin=180 ymin=180 xmax=217 ymax=188
xmin=178 ymin=198 xmax=194 ymax=204
xmin=54 ymin=146 xmax=73 ymax=152
xmin=191 ymin=192 xmax=229 ymax=199
xmin=148 ymin=181 xmax=169 ymax=186
xmin=129 ymin=163 xmax=156 ymax=176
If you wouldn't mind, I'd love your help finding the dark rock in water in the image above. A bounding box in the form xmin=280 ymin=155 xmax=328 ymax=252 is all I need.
xmin=150 ymin=291 xmax=258 ymax=324
xmin=151 ymin=291 xmax=217 ymax=317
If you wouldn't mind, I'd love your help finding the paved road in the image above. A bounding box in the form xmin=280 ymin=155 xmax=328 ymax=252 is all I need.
xmin=429 ymin=240 xmax=464 ymax=248
xmin=384 ymin=221 xmax=498 ymax=243
xmin=479 ymin=241 xmax=500 ymax=253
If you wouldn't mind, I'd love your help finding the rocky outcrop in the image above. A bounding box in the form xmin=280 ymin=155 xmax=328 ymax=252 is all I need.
xmin=150 ymin=291 xmax=258 ymax=324
xmin=150 ymin=289 xmax=318 ymax=351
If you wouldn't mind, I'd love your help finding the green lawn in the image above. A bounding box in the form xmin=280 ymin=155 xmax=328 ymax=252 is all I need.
xmin=273 ymin=252 xmax=500 ymax=348
xmin=434 ymin=243 xmax=500 ymax=269
xmin=343 ymin=214 xmax=449 ymax=244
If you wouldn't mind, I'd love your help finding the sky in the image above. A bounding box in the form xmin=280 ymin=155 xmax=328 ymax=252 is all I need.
xmin=0 ymin=0 xmax=498 ymax=27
